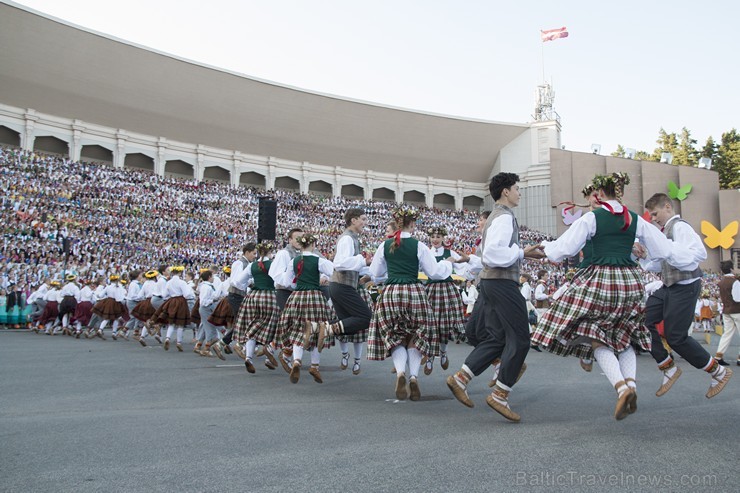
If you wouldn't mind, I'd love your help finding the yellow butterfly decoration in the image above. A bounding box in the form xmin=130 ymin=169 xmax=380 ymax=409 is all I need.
xmin=701 ymin=220 xmax=739 ymax=249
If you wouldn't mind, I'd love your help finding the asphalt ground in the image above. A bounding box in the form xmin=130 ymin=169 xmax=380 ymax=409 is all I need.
xmin=0 ymin=329 xmax=738 ymax=493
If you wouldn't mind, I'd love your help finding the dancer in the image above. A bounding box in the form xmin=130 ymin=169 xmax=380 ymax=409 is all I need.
xmin=637 ymin=193 xmax=733 ymax=399
xmin=91 ymin=275 xmax=126 ymax=339
xmin=281 ymin=233 xmax=334 ymax=384
xmin=38 ymin=280 xmax=61 ymax=334
xmin=368 ymin=209 xmax=454 ymax=401
xmin=122 ymin=270 xmax=144 ymax=339
xmin=196 ymin=270 xmax=224 ymax=359
xmin=233 ymin=242 xmax=280 ymax=373
xmin=133 ymin=270 xmax=161 ymax=346
xmin=447 ymin=173 xmax=544 ymax=421
xmin=157 ymin=266 xmax=194 ymax=352
xmin=58 ymin=274 xmax=80 ymax=335
xmin=714 ymin=261 xmax=740 ymax=366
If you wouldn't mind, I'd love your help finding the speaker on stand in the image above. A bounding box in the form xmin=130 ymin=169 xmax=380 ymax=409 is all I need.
xmin=258 ymin=197 xmax=277 ymax=243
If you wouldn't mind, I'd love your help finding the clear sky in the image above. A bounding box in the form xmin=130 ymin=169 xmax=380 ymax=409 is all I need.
xmin=14 ymin=0 xmax=739 ymax=156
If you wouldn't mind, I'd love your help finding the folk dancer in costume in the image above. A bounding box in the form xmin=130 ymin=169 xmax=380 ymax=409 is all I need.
xmin=368 ymin=208 xmax=454 ymax=401
xmin=694 ymin=292 xmax=715 ymax=333
xmin=217 ymin=245 xmax=256 ymax=358
xmin=157 ymin=266 xmax=194 ymax=352
xmin=28 ymin=279 xmax=50 ymax=331
xmin=72 ymin=278 xmax=96 ymax=338
xmin=146 ymin=265 xmax=171 ymax=339
xmin=233 ymin=242 xmax=281 ymax=373
xmin=533 ymin=270 xmax=551 ymax=320
xmin=422 ymin=226 xmax=469 ymax=375
xmin=38 ymin=280 xmax=61 ymax=334
xmin=58 ymin=274 xmax=80 ymax=336
xmin=269 ymin=228 xmax=304 ymax=371
xmin=530 ymin=173 xmax=675 ymax=420
xmin=447 ymin=173 xmax=544 ymax=421
xmin=195 ymin=270 xmax=224 ymax=360
xmin=317 ymin=208 xmax=373 ymax=375
xmin=85 ymin=279 xmax=107 ymax=338
xmin=281 ymin=233 xmax=335 ymax=384
xmin=133 ymin=270 xmax=161 ymax=346
xmin=91 ymin=275 xmax=126 ymax=340
xmin=122 ymin=270 xmax=144 ymax=340
xmin=714 ymin=261 xmax=740 ymax=366
xmin=636 ymin=193 xmax=732 ymax=399
xmin=342 ymin=266 xmax=376 ymax=374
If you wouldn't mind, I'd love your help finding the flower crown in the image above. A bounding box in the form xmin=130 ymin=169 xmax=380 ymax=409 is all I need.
xmin=257 ymin=241 xmax=274 ymax=253
xmin=591 ymin=172 xmax=631 ymax=197
xmin=109 ymin=275 xmax=120 ymax=282
xmin=427 ymin=226 xmax=448 ymax=236
xmin=144 ymin=270 xmax=159 ymax=279
xmin=581 ymin=183 xmax=596 ymax=197
xmin=170 ymin=266 xmax=185 ymax=273
xmin=222 ymin=266 xmax=231 ymax=274
xmin=297 ymin=233 xmax=317 ymax=247
xmin=392 ymin=207 xmax=420 ymax=223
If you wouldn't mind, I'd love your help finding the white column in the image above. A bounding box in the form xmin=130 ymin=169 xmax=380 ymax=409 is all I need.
xmin=300 ymin=162 xmax=310 ymax=194
xmin=195 ymin=151 xmax=205 ymax=182
xmin=230 ymin=167 xmax=240 ymax=187
xmin=155 ymin=139 xmax=166 ymax=177
xmin=70 ymin=124 xmax=83 ymax=162
xmin=232 ymin=151 xmax=243 ymax=186
xmin=426 ymin=178 xmax=434 ymax=208
xmin=22 ymin=110 xmax=37 ymax=151
xmin=333 ymin=167 xmax=342 ymax=197
xmin=365 ymin=171 xmax=374 ymax=201
xmin=114 ymin=132 xmax=126 ymax=168
xmin=396 ymin=174 xmax=405 ymax=203
xmin=455 ymin=180 xmax=464 ymax=210
xmin=266 ymin=161 xmax=276 ymax=190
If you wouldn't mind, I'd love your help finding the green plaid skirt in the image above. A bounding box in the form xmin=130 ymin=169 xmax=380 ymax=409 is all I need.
xmin=425 ymin=281 xmax=465 ymax=344
xmin=279 ymin=289 xmax=334 ymax=350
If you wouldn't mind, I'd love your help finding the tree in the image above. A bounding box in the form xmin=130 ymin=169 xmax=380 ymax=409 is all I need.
xmin=673 ymin=127 xmax=699 ymax=166
xmin=635 ymin=150 xmax=653 ymax=161
xmin=611 ymin=145 xmax=625 ymax=158
xmin=701 ymin=136 xmax=717 ymax=158
xmin=714 ymin=129 xmax=740 ymax=190
xmin=652 ymin=128 xmax=679 ymax=161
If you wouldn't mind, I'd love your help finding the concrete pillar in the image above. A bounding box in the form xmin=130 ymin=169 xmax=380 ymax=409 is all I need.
xmin=22 ymin=110 xmax=37 ymax=151
xmin=300 ymin=162 xmax=310 ymax=194
xmin=232 ymin=151 xmax=243 ymax=186
xmin=70 ymin=124 xmax=83 ymax=162
xmin=426 ymin=178 xmax=434 ymax=208
xmin=266 ymin=161 xmax=276 ymax=190
xmin=230 ymin=168 xmax=240 ymax=187
xmin=455 ymin=180 xmax=464 ymax=210
xmin=195 ymin=152 xmax=205 ymax=182
xmin=332 ymin=168 xmax=342 ymax=197
xmin=396 ymin=174 xmax=405 ymax=203
xmin=155 ymin=139 xmax=166 ymax=177
xmin=114 ymin=132 xmax=126 ymax=169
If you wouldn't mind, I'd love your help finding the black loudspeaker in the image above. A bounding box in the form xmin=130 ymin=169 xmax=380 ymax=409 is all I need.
xmin=62 ymin=237 xmax=72 ymax=256
xmin=258 ymin=198 xmax=277 ymax=242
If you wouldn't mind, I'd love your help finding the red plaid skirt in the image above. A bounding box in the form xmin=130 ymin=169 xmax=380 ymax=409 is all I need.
xmin=71 ymin=301 xmax=93 ymax=326
xmin=279 ymin=289 xmax=333 ymax=350
xmin=367 ymin=283 xmax=437 ymax=360
xmin=425 ymin=281 xmax=465 ymax=344
xmin=92 ymin=298 xmax=125 ymax=321
xmin=131 ymin=299 xmax=155 ymax=322
xmin=156 ymin=296 xmax=191 ymax=327
xmin=208 ymin=297 xmax=233 ymax=327
xmin=234 ymin=290 xmax=280 ymax=345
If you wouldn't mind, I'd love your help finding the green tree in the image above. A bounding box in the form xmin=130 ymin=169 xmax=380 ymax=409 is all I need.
xmin=652 ymin=127 xmax=679 ymax=162
xmin=714 ymin=129 xmax=740 ymax=189
xmin=635 ymin=150 xmax=653 ymax=161
xmin=611 ymin=145 xmax=625 ymax=158
xmin=701 ymin=136 xmax=717 ymax=158
xmin=673 ymin=127 xmax=699 ymax=166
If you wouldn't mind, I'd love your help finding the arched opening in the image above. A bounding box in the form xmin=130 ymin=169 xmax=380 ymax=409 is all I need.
xmin=240 ymin=171 xmax=265 ymax=188
xmin=373 ymin=187 xmax=395 ymax=202
xmin=341 ymin=184 xmax=364 ymax=199
xmin=33 ymin=136 xmax=68 ymax=156
xmin=124 ymin=153 xmax=154 ymax=172
xmin=463 ymin=195 xmax=484 ymax=211
xmin=164 ymin=160 xmax=194 ymax=179
xmin=274 ymin=176 xmax=300 ymax=192
xmin=309 ymin=180 xmax=333 ymax=196
xmin=203 ymin=166 xmax=230 ymax=184
xmin=0 ymin=126 xmax=21 ymax=147
xmin=80 ymin=144 xmax=113 ymax=165
xmin=433 ymin=193 xmax=455 ymax=210
xmin=403 ymin=190 xmax=426 ymax=206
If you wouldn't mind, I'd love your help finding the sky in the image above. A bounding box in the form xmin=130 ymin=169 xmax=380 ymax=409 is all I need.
xmin=13 ymin=0 xmax=740 ymax=156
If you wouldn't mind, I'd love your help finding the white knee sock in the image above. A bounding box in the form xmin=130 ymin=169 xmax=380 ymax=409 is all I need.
xmin=391 ymin=346 xmax=407 ymax=375
xmin=99 ymin=320 xmax=108 ymax=330
xmin=140 ymin=326 xmax=148 ymax=338
xmin=166 ymin=325 xmax=175 ymax=340
xmin=408 ymin=347 xmax=423 ymax=379
xmin=617 ymin=347 xmax=637 ymax=389
xmin=311 ymin=348 xmax=320 ymax=365
xmin=75 ymin=321 xmax=81 ymax=332
xmin=594 ymin=346 xmax=625 ymax=392
xmin=293 ymin=345 xmax=304 ymax=363
xmin=246 ymin=339 xmax=257 ymax=360
xmin=176 ymin=328 xmax=183 ymax=343
xmin=353 ymin=342 xmax=364 ymax=360
xmin=62 ymin=314 xmax=69 ymax=327
xmin=339 ymin=341 xmax=349 ymax=353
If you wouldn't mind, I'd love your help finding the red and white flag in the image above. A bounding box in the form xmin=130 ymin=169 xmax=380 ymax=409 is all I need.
xmin=541 ymin=27 xmax=569 ymax=42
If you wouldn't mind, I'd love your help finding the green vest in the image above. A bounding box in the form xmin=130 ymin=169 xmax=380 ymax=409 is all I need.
xmin=590 ymin=208 xmax=638 ymax=266
xmin=251 ymin=259 xmax=275 ymax=291
xmin=429 ymin=248 xmax=453 ymax=283
xmin=384 ymin=237 xmax=420 ymax=285
xmin=294 ymin=255 xmax=321 ymax=291
xmin=578 ymin=239 xmax=593 ymax=269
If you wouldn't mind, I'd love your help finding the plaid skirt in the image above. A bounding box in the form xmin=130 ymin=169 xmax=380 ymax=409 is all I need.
xmin=233 ymin=290 xmax=280 ymax=345
xmin=530 ymin=265 xmax=651 ymax=359
xmin=131 ymin=299 xmax=155 ymax=322
xmin=425 ymin=281 xmax=465 ymax=344
xmin=92 ymin=298 xmax=125 ymax=321
xmin=190 ymin=298 xmax=201 ymax=325
xmin=208 ymin=297 xmax=234 ymax=327
xmin=279 ymin=289 xmax=333 ymax=350
xmin=71 ymin=301 xmax=93 ymax=326
xmin=367 ymin=283 xmax=438 ymax=360
xmin=37 ymin=301 xmax=59 ymax=325
xmin=156 ymin=296 xmax=190 ymax=327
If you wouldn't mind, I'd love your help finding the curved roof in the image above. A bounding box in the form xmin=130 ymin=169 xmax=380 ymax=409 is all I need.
xmin=0 ymin=1 xmax=529 ymax=182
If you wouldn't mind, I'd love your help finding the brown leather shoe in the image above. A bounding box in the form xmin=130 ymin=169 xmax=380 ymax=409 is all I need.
xmin=193 ymin=342 xmax=202 ymax=354
xmin=176 ymin=343 xmax=183 ymax=352
xmin=245 ymin=359 xmax=256 ymax=374
xmin=309 ymin=365 xmax=323 ymax=383
xmin=625 ymin=378 xmax=637 ymax=414
xmin=264 ymin=350 xmax=278 ymax=370
xmin=580 ymin=358 xmax=593 ymax=372
xmin=486 ymin=393 xmax=520 ymax=422
xmin=423 ymin=358 xmax=433 ymax=376
xmin=395 ymin=374 xmax=408 ymax=400
xmin=706 ymin=367 xmax=733 ymax=399
xmin=232 ymin=344 xmax=246 ymax=360
xmin=447 ymin=374 xmax=474 ymax=408
xmin=656 ymin=366 xmax=682 ymax=397
xmin=440 ymin=353 xmax=449 ymax=371
xmin=139 ymin=337 xmax=147 ymax=347
xmin=614 ymin=388 xmax=634 ymax=420
xmin=289 ymin=360 xmax=301 ymax=384
xmin=280 ymin=353 xmax=292 ymax=373
xmin=409 ymin=377 xmax=421 ymax=401
xmin=211 ymin=344 xmax=225 ymax=361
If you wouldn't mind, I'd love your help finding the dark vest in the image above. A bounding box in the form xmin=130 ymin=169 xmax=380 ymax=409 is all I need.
xmin=294 ymin=255 xmax=321 ymax=291
xmin=330 ymin=229 xmax=361 ymax=288
xmin=479 ymin=204 xmax=520 ymax=282
xmin=661 ymin=217 xmax=703 ymax=287
xmin=718 ymin=276 xmax=740 ymax=315
xmin=251 ymin=259 xmax=275 ymax=291
xmin=384 ymin=237 xmax=420 ymax=285
xmin=428 ymin=248 xmax=454 ymax=284
xmin=590 ymin=208 xmax=638 ymax=266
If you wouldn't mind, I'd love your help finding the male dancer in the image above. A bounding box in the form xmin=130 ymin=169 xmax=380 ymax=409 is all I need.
xmin=715 ymin=261 xmax=740 ymax=366
xmin=447 ymin=173 xmax=545 ymax=421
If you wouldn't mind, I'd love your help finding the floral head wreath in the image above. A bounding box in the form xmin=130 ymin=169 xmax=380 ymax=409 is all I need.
xmin=581 ymin=183 xmax=596 ymax=197
xmin=222 ymin=266 xmax=232 ymax=274
xmin=50 ymin=280 xmax=61 ymax=287
xmin=65 ymin=274 xmax=77 ymax=281
xmin=199 ymin=268 xmax=211 ymax=274
xmin=392 ymin=207 xmax=420 ymax=224
xmin=170 ymin=266 xmax=185 ymax=273
xmin=297 ymin=233 xmax=317 ymax=248
xmin=257 ymin=241 xmax=274 ymax=253
xmin=109 ymin=275 xmax=120 ymax=282
xmin=591 ymin=172 xmax=631 ymax=201
xmin=427 ymin=226 xmax=448 ymax=236
xmin=144 ymin=270 xmax=159 ymax=279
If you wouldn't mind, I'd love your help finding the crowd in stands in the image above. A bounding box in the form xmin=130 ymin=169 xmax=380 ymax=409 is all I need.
xmin=0 ymin=145 xmax=723 ymax=307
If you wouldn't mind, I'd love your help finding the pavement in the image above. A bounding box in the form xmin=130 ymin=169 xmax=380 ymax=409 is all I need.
xmin=0 ymin=329 xmax=738 ymax=493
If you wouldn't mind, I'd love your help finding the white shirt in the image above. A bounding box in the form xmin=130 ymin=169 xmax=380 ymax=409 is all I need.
xmin=369 ymin=232 xmax=453 ymax=280
xmin=542 ymin=201 xmax=675 ymax=266
xmin=125 ymin=280 xmax=143 ymax=302
xmin=724 ymin=274 xmax=740 ymax=302
xmin=79 ymin=286 xmax=95 ymax=303
xmin=482 ymin=214 xmax=524 ymax=268
xmin=552 ymin=282 xmax=569 ymax=301
xmin=269 ymin=248 xmax=297 ymax=289
xmin=60 ymin=282 xmax=80 ymax=300
xmin=534 ymin=282 xmax=549 ymax=301
xmin=639 ymin=215 xmax=707 ymax=285
xmin=93 ymin=285 xmax=106 ymax=303
xmin=520 ymin=282 xmax=532 ymax=301
xmin=28 ymin=284 xmax=48 ymax=304
xmin=139 ymin=279 xmax=156 ymax=299
xmin=165 ymin=274 xmax=195 ymax=300
xmin=461 ymin=284 xmax=478 ymax=305
xmin=231 ymin=256 xmax=250 ymax=291
xmin=45 ymin=288 xmax=59 ymax=302
xmin=198 ymin=281 xmax=217 ymax=308
xmin=334 ymin=234 xmax=365 ymax=273
xmin=103 ymin=284 xmax=126 ymax=302
xmin=217 ymin=277 xmax=231 ymax=298
xmin=152 ymin=277 xmax=168 ymax=298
